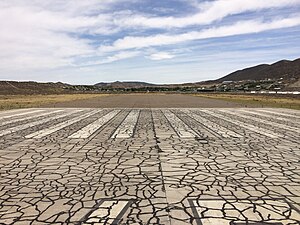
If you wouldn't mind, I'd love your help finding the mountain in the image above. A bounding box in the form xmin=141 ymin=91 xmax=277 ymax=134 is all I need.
xmin=0 ymin=81 xmax=70 ymax=95
xmin=1 ymin=58 xmax=299 ymax=94
xmin=217 ymin=58 xmax=300 ymax=82
xmin=95 ymin=81 xmax=156 ymax=88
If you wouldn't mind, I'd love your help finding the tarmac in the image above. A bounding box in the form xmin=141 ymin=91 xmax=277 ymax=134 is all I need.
xmin=42 ymin=94 xmax=250 ymax=108
xmin=0 ymin=107 xmax=299 ymax=224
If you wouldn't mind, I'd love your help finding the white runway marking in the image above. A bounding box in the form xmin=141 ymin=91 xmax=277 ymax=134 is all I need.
xmin=0 ymin=110 xmax=64 ymax=126
xmin=202 ymin=110 xmax=281 ymax=138
xmin=255 ymin=109 xmax=300 ymax=119
xmin=221 ymin=109 xmax=300 ymax=133
xmin=238 ymin=109 xmax=300 ymax=125
xmin=269 ymin=108 xmax=300 ymax=116
xmin=69 ymin=110 xmax=120 ymax=138
xmin=191 ymin=199 xmax=300 ymax=225
xmin=0 ymin=109 xmax=83 ymax=137
xmin=0 ymin=109 xmax=45 ymax=120
xmin=111 ymin=110 xmax=139 ymax=138
xmin=152 ymin=109 xmax=178 ymax=138
xmin=26 ymin=109 xmax=101 ymax=138
xmin=187 ymin=109 xmax=242 ymax=138
xmin=0 ymin=108 xmax=37 ymax=117
xmin=220 ymin=109 xmax=300 ymax=133
xmin=163 ymin=110 xmax=197 ymax=138
xmin=83 ymin=200 xmax=129 ymax=225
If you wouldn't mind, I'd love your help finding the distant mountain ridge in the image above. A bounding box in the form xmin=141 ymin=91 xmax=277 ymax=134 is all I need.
xmin=1 ymin=58 xmax=299 ymax=94
xmin=217 ymin=58 xmax=300 ymax=82
xmin=94 ymin=58 xmax=300 ymax=87
xmin=95 ymin=81 xmax=156 ymax=88
xmin=0 ymin=81 xmax=70 ymax=95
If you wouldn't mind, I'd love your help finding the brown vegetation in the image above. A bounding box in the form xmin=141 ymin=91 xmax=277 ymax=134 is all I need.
xmin=0 ymin=94 xmax=108 ymax=110
xmin=193 ymin=93 xmax=300 ymax=110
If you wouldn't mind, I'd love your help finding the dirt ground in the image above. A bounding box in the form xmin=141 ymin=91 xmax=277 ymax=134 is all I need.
xmin=42 ymin=94 xmax=252 ymax=108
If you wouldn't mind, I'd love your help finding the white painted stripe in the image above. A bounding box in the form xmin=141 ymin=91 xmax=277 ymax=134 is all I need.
xmin=238 ymin=109 xmax=300 ymax=125
xmin=0 ymin=110 xmax=64 ymax=126
xmin=0 ymin=110 xmax=83 ymax=137
xmin=192 ymin=199 xmax=300 ymax=225
xmin=26 ymin=109 xmax=101 ymax=138
xmin=187 ymin=110 xmax=242 ymax=138
xmin=163 ymin=110 xmax=197 ymax=138
xmin=0 ymin=109 xmax=45 ymax=120
xmin=0 ymin=108 xmax=35 ymax=116
xmin=111 ymin=110 xmax=139 ymax=138
xmin=269 ymin=108 xmax=300 ymax=116
xmin=83 ymin=201 xmax=128 ymax=224
xmin=69 ymin=110 xmax=120 ymax=138
xmin=202 ymin=110 xmax=280 ymax=138
xmin=219 ymin=109 xmax=300 ymax=133
xmin=255 ymin=109 xmax=300 ymax=119
xmin=152 ymin=110 xmax=177 ymax=138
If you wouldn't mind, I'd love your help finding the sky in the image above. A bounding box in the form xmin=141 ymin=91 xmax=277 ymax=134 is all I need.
xmin=0 ymin=0 xmax=300 ymax=85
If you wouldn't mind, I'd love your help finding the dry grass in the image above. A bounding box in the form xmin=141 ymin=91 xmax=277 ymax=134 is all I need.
xmin=0 ymin=94 xmax=109 ymax=111
xmin=193 ymin=93 xmax=300 ymax=110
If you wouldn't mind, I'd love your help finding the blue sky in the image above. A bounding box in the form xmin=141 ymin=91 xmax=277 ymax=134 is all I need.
xmin=0 ymin=0 xmax=300 ymax=84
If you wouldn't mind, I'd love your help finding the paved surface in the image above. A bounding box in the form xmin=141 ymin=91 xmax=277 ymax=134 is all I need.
xmin=0 ymin=108 xmax=299 ymax=225
xmin=43 ymin=94 xmax=250 ymax=108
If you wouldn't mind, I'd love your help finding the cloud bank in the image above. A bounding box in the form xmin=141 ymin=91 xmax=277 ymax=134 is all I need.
xmin=0 ymin=0 xmax=299 ymax=83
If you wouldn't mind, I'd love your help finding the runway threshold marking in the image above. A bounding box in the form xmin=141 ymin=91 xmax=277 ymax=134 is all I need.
xmin=237 ymin=109 xmax=300 ymax=125
xmin=189 ymin=199 xmax=300 ymax=225
xmin=0 ymin=109 xmax=64 ymax=126
xmin=186 ymin=109 xmax=242 ymax=138
xmin=202 ymin=110 xmax=281 ymax=138
xmin=162 ymin=110 xmax=197 ymax=138
xmin=69 ymin=110 xmax=120 ymax=138
xmin=25 ymin=109 xmax=101 ymax=138
xmin=267 ymin=108 xmax=300 ymax=116
xmin=219 ymin=109 xmax=300 ymax=133
xmin=152 ymin=109 xmax=178 ymax=138
xmin=0 ymin=109 xmax=45 ymax=120
xmin=81 ymin=200 xmax=131 ymax=225
xmin=0 ymin=108 xmax=35 ymax=117
xmin=111 ymin=110 xmax=139 ymax=138
xmin=0 ymin=109 xmax=83 ymax=137
xmin=255 ymin=109 xmax=300 ymax=119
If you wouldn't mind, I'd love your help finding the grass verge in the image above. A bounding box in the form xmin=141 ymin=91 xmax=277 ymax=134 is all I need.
xmin=193 ymin=93 xmax=300 ymax=110
xmin=0 ymin=94 xmax=109 ymax=111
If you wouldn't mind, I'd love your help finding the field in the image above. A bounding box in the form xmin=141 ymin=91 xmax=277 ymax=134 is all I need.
xmin=1 ymin=93 xmax=299 ymax=110
xmin=194 ymin=93 xmax=300 ymax=110
xmin=0 ymin=107 xmax=299 ymax=224
xmin=0 ymin=94 xmax=108 ymax=110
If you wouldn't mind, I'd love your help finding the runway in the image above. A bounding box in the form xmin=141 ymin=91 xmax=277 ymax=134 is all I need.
xmin=0 ymin=108 xmax=299 ymax=224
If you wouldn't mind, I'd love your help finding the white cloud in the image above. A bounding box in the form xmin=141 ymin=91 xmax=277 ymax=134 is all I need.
xmin=116 ymin=0 xmax=300 ymax=29
xmin=81 ymin=51 xmax=140 ymax=66
xmin=0 ymin=0 xmax=145 ymax=72
xmin=99 ymin=16 xmax=300 ymax=52
xmin=148 ymin=52 xmax=175 ymax=60
xmin=0 ymin=0 xmax=136 ymax=15
xmin=0 ymin=0 xmax=299 ymax=81
xmin=0 ymin=1 xmax=120 ymax=71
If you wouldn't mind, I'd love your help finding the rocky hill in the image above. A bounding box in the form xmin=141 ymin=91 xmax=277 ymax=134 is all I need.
xmin=95 ymin=81 xmax=156 ymax=88
xmin=217 ymin=58 xmax=300 ymax=82
xmin=0 ymin=81 xmax=70 ymax=95
xmin=1 ymin=58 xmax=299 ymax=94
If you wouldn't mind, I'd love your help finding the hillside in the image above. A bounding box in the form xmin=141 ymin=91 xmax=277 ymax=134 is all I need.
xmin=95 ymin=81 xmax=156 ymax=88
xmin=217 ymin=58 xmax=300 ymax=82
xmin=0 ymin=81 xmax=70 ymax=95
xmin=1 ymin=58 xmax=300 ymax=94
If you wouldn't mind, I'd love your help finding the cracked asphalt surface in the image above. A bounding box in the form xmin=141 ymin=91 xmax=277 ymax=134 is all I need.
xmin=42 ymin=94 xmax=249 ymax=108
xmin=0 ymin=108 xmax=299 ymax=225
